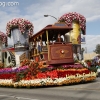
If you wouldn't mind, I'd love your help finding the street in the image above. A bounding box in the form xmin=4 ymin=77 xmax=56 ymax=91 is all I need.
xmin=0 ymin=78 xmax=100 ymax=100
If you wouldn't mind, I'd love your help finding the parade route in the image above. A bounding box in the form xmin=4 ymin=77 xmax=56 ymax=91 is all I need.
xmin=0 ymin=78 xmax=99 ymax=100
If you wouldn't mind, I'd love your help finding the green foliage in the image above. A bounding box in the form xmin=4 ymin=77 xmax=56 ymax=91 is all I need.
xmin=88 ymin=66 xmax=97 ymax=72
xmin=94 ymin=44 xmax=100 ymax=54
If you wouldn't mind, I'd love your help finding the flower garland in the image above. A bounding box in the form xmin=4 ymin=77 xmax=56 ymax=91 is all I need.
xmin=59 ymin=12 xmax=86 ymax=34
xmin=0 ymin=31 xmax=7 ymax=44
xmin=0 ymin=66 xmax=29 ymax=74
xmin=6 ymin=18 xmax=34 ymax=37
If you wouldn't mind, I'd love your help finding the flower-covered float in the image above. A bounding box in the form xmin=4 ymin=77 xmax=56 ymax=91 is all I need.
xmin=0 ymin=59 xmax=96 ymax=88
xmin=0 ymin=13 xmax=97 ymax=88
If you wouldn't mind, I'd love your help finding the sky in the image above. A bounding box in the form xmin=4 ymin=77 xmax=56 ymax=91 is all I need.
xmin=0 ymin=0 xmax=100 ymax=53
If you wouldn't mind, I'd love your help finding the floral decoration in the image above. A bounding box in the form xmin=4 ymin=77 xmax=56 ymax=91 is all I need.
xmin=0 ymin=59 xmax=97 ymax=88
xmin=0 ymin=31 xmax=7 ymax=44
xmin=6 ymin=18 xmax=34 ymax=37
xmin=58 ymin=12 xmax=86 ymax=34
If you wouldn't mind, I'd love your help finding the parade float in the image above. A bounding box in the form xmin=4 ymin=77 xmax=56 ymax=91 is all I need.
xmin=0 ymin=13 xmax=96 ymax=88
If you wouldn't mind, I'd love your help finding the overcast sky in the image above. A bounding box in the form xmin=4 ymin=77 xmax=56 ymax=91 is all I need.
xmin=0 ymin=0 xmax=100 ymax=53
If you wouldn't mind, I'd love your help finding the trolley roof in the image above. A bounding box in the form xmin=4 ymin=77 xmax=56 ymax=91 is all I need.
xmin=29 ymin=22 xmax=72 ymax=42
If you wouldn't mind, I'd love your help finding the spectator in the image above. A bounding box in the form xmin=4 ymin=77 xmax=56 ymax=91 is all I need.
xmin=38 ymin=40 xmax=43 ymax=60
xmin=86 ymin=60 xmax=91 ymax=68
xmin=93 ymin=55 xmax=100 ymax=65
xmin=56 ymin=33 xmax=63 ymax=42
xmin=38 ymin=40 xmax=43 ymax=53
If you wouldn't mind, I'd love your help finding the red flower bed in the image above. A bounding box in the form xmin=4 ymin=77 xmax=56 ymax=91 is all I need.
xmin=0 ymin=73 xmax=16 ymax=79
xmin=37 ymin=70 xmax=58 ymax=79
xmin=36 ymin=69 xmax=91 ymax=79
xmin=0 ymin=68 xmax=91 ymax=81
xmin=46 ymin=70 xmax=58 ymax=79
xmin=37 ymin=72 xmax=47 ymax=79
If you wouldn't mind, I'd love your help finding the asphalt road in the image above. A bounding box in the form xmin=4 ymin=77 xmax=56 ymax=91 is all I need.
xmin=0 ymin=78 xmax=100 ymax=100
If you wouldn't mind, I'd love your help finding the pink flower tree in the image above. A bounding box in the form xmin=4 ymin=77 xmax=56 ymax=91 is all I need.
xmin=58 ymin=12 xmax=86 ymax=35
xmin=6 ymin=18 xmax=34 ymax=67
xmin=0 ymin=31 xmax=7 ymax=63
xmin=6 ymin=18 xmax=33 ymax=46
xmin=59 ymin=12 xmax=86 ymax=60
xmin=6 ymin=18 xmax=33 ymax=37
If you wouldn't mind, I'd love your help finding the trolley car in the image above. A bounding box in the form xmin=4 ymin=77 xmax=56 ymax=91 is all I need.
xmin=29 ymin=22 xmax=74 ymax=64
